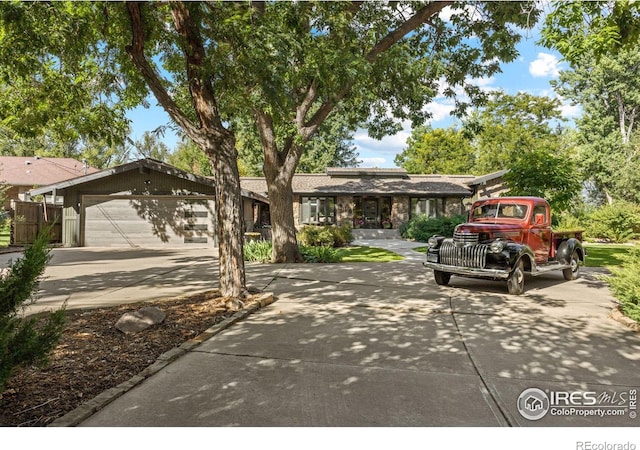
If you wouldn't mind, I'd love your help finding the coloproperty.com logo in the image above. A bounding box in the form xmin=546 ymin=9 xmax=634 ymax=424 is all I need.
xmin=517 ymin=387 xmax=638 ymax=421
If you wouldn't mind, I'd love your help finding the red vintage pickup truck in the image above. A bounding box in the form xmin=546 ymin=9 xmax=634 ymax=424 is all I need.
xmin=423 ymin=196 xmax=586 ymax=295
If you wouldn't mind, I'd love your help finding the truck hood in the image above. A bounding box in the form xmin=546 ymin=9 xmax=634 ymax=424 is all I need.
xmin=455 ymin=223 xmax=523 ymax=240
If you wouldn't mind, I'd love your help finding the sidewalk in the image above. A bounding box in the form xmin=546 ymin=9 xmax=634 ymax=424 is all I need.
xmin=72 ymin=240 xmax=639 ymax=427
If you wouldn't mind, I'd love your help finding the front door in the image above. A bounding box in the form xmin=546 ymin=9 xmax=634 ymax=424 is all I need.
xmin=363 ymin=198 xmax=379 ymax=228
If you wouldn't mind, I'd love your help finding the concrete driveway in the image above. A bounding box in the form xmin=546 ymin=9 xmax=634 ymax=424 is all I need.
xmin=3 ymin=242 xmax=639 ymax=426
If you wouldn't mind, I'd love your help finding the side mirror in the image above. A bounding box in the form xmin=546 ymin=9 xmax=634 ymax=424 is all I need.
xmin=535 ymin=213 xmax=545 ymax=225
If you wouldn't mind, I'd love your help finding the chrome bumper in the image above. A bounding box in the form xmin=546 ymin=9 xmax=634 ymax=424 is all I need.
xmin=423 ymin=261 xmax=511 ymax=280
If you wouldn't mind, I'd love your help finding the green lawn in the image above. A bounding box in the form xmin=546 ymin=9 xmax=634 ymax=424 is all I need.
xmin=583 ymin=243 xmax=633 ymax=268
xmin=0 ymin=224 xmax=9 ymax=247
xmin=412 ymin=243 xmax=633 ymax=268
xmin=338 ymin=246 xmax=404 ymax=262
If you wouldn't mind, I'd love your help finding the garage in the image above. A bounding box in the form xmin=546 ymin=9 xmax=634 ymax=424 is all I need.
xmin=82 ymin=195 xmax=215 ymax=248
xmin=28 ymin=158 xmax=268 ymax=248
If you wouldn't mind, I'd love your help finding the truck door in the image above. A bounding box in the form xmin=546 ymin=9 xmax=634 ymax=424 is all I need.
xmin=528 ymin=203 xmax=552 ymax=264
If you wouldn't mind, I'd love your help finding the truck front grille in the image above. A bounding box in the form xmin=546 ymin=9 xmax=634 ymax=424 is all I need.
xmin=453 ymin=231 xmax=479 ymax=246
xmin=440 ymin=242 xmax=488 ymax=269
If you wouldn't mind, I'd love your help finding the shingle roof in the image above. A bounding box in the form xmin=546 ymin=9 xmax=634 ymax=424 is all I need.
xmin=241 ymin=172 xmax=475 ymax=197
xmin=29 ymin=158 xmax=269 ymax=203
xmin=0 ymin=156 xmax=100 ymax=186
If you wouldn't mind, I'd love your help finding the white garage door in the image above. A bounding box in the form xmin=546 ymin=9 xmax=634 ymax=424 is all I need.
xmin=82 ymin=195 xmax=216 ymax=248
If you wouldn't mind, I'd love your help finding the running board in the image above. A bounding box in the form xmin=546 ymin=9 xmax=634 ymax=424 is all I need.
xmin=530 ymin=263 xmax=571 ymax=276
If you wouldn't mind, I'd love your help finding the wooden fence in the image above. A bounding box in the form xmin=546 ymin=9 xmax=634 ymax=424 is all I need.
xmin=10 ymin=200 xmax=63 ymax=245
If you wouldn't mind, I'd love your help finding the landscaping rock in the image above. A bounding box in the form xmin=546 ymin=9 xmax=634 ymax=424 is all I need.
xmin=115 ymin=306 xmax=166 ymax=334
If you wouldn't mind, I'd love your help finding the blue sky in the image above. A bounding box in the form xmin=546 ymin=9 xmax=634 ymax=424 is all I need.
xmin=126 ymin=6 xmax=579 ymax=169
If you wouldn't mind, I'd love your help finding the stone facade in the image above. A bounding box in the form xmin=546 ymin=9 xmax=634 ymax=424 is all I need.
xmin=391 ymin=195 xmax=410 ymax=228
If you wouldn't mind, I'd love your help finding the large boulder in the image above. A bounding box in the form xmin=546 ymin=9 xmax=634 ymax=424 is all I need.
xmin=115 ymin=306 xmax=166 ymax=334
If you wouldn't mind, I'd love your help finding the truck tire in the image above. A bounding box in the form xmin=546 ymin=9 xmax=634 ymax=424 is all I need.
xmin=434 ymin=270 xmax=451 ymax=286
xmin=563 ymin=250 xmax=580 ymax=281
xmin=507 ymin=259 xmax=525 ymax=295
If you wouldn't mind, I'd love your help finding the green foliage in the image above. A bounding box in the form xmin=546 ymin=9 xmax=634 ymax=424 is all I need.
xmin=167 ymin=139 xmax=213 ymax=177
xmin=399 ymin=215 xmax=467 ymax=242
xmin=551 ymin=47 xmax=640 ymax=204
xmin=132 ymin=131 xmax=171 ymax=162
xmin=297 ymin=225 xmax=353 ymax=248
xmin=585 ymin=202 xmax=640 ymax=243
xmin=465 ymin=92 xmax=567 ymax=174
xmin=395 ymin=126 xmax=475 ymax=174
xmin=0 ymin=230 xmax=66 ymax=392
xmin=541 ymin=0 xmax=640 ymax=65
xmin=503 ymin=147 xmax=581 ymax=214
xmin=243 ymin=239 xmax=343 ymax=263
xmin=243 ymin=240 xmax=273 ymax=263
xmin=555 ymin=213 xmax=584 ymax=232
xmin=607 ymin=246 xmax=640 ymax=323
xmin=299 ymin=245 xmax=342 ymax=264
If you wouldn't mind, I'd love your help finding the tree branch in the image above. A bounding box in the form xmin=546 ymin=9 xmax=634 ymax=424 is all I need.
xmin=170 ymin=2 xmax=227 ymax=139
xmin=125 ymin=2 xmax=199 ymax=139
xmin=301 ymin=1 xmax=452 ymax=139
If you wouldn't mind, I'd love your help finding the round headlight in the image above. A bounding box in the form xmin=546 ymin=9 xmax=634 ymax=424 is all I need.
xmin=490 ymin=240 xmax=505 ymax=253
xmin=428 ymin=237 xmax=439 ymax=248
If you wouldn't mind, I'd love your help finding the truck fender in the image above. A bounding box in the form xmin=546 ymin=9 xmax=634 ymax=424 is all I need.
xmin=556 ymin=239 xmax=584 ymax=265
xmin=505 ymin=242 xmax=535 ymax=273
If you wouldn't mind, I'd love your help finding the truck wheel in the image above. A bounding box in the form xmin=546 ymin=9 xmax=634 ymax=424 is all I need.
xmin=507 ymin=259 xmax=525 ymax=295
xmin=563 ymin=250 xmax=580 ymax=281
xmin=434 ymin=270 xmax=451 ymax=286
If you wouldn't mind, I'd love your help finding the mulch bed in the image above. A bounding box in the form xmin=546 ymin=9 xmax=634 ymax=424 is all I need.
xmin=0 ymin=289 xmax=248 ymax=427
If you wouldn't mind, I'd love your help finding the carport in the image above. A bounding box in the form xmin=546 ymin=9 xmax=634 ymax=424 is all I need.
xmin=30 ymin=158 xmax=267 ymax=248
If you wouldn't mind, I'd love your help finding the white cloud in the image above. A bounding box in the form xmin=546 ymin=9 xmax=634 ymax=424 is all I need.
xmin=358 ymin=157 xmax=387 ymax=167
xmin=425 ymin=101 xmax=455 ymax=122
xmin=529 ymin=52 xmax=561 ymax=78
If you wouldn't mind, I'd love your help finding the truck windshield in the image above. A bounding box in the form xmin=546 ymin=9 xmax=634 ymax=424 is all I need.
xmin=472 ymin=202 xmax=528 ymax=221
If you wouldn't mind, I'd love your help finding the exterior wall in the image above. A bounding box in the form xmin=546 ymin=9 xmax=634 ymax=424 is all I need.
xmin=445 ymin=198 xmax=465 ymax=216
xmin=294 ymin=193 xmax=468 ymax=231
xmin=58 ymin=170 xmax=216 ymax=247
xmin=293 ymin=194 xmax=301 ymax=227
xmin=392 ymin=195 xmax=410 ymax=228
xmin=336 ymin=195 xmax=353 ymax=227
xmin=243 ymin=198 xmax=254 ymax=232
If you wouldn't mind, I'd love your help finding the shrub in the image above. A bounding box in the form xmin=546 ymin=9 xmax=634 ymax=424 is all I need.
xmin=243 ymin=240 xmax=273 ymax=263
xmin=555 ymin=213 xmax=584 ymax=232
xmin=399 ymin=214 xmax=467 ymax=242
xmin=331 ymin=224 xmax=353 ymax=248
xmin=297 ymin=225 xmax=353 ymax=248
xmin=585 ymin=202 xmax=640 ymax=243
xmin=607 ymin=246 xmax=640 ymax=323
xmin=0 ymin=230 xmax=66 ymax=393
xmin=299 ymin=245 xmax=342 ymax=263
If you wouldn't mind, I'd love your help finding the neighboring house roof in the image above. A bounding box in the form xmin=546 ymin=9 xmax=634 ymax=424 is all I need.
xmin=241 ymin=170 xmax=475 ymax=197
xmin=0 ymin=156 xmax=100 ymax=187
xmin=30 ymin=158 xmax=268 ymax=203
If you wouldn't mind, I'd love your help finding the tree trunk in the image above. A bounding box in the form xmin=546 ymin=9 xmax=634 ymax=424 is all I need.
xmin=205 ymin=138 xmax=247 ymax=298
xmin=265 ymin=173 xmax=303 ymax=263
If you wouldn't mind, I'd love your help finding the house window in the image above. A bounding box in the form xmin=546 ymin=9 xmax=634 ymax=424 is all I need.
xmin=300 ymin=197 xmax=335 ymax=224
xmin=411 ymin=197 xmax=443 ymax=219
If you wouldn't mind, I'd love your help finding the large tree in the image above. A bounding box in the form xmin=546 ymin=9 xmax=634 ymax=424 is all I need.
xmin=464 ymin=92 xmax=566 ymax=174
xmin=542 ymin=1 xmax=640 ymax=203
xmin=236 ymin=112 xmax=361 ymax=177
xmin=0 ymin=1 xmax=541 ymax=295
xmin=394 ymin=125 xmax=475 ymax=174
xmin=541 ymin=0 xmax=640 ymax=65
